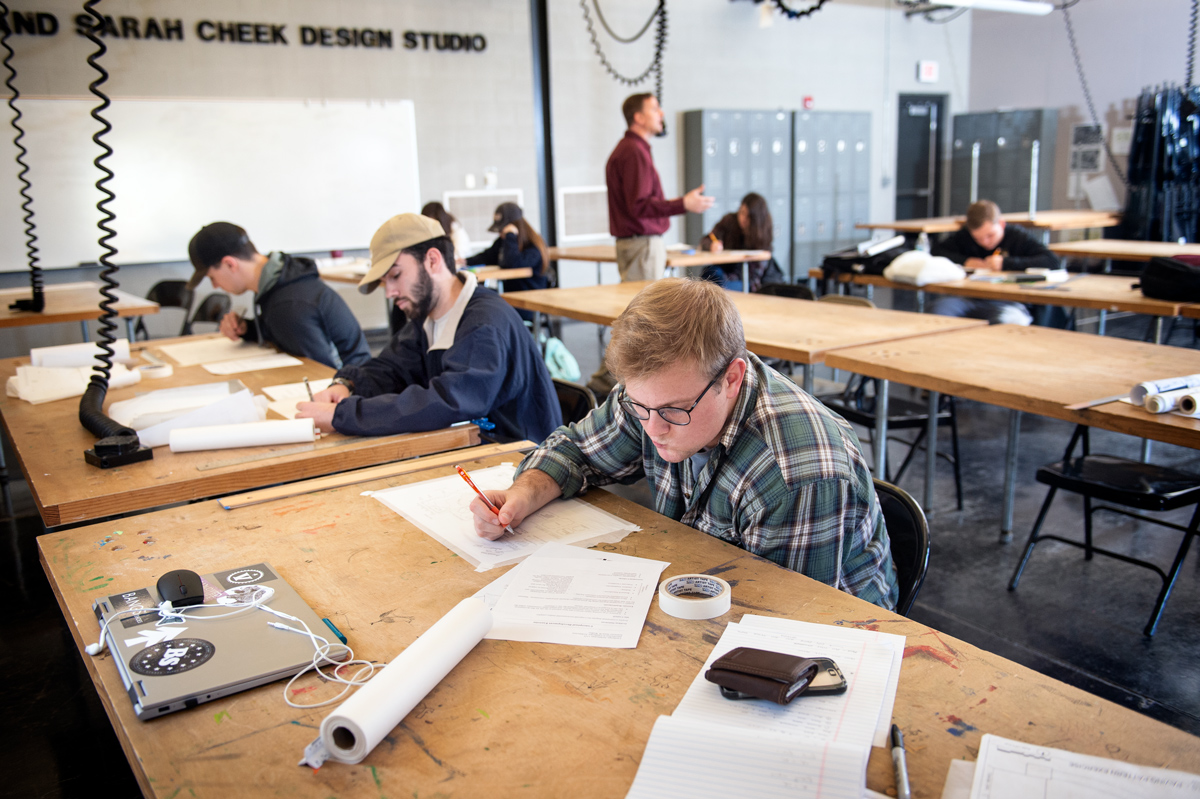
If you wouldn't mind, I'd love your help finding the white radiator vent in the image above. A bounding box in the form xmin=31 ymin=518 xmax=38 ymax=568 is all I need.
xmin=558 ymin=186 xmax=610 ymax=242
xmin=443 ymin=189 xmax=524 ymax=245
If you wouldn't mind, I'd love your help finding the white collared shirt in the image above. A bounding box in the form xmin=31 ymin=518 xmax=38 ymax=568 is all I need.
xmin=423 ymin=271 xmax=478 ymax=352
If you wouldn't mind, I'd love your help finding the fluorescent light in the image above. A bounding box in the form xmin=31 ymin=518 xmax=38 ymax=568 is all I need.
xmin=933 ymin=0 xmax=1054 ymax=14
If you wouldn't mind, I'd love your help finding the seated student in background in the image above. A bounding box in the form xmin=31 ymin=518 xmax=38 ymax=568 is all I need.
xmin=930 ymin=200 xmax=1061 ymax=325
xmin=187 ymin=222 xmax=370 ymax=369
xmin=698 ymin=192 xmax=782 ymax=292
xmin=467 ymin=278 xmax=899 ymax=610
xmin=420 ymin=201 xmax=473 ymax=263
xmin=464 ymin=202 xmax=550 ymax=322
xmin=296 ymin=213 xmax=562 ymax=442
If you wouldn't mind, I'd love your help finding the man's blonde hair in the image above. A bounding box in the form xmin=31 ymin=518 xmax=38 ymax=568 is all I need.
xmin=605 ymin=278 xmax=746 ymax=382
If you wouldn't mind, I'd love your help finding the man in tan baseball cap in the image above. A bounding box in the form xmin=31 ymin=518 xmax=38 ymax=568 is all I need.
xmin=297 ymin=212 xmax=562 ymax=443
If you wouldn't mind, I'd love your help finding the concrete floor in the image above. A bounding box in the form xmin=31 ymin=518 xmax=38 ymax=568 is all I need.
xmin=2 ymin=307 xmax=1198 ymax=797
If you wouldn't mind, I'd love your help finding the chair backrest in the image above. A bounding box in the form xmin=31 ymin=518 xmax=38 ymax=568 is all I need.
xmin=757 ymin=283 xmax=815 ymax=301
xmin=553 ymin=378 xmax=598 ymax=426
xmin=135 ymin=280 xmax=195 ymax=340
xmin=818 ymin=293 xmax=875 ymax=308
xmin=873 ymin=479 xmax=930 ymax=616
xmin=184 ymin=293 xmax=232 ymax=335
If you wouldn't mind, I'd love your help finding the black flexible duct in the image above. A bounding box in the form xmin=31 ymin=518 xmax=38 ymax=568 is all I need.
xmin=0 ymin=0 xmax=43 ymax=313
xmin=580 ymin=0 xmax=668 ymax=106
xmin=78 ymin=0 xmax=151 ymax=467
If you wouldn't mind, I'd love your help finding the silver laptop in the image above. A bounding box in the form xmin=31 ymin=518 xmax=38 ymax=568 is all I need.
xmin=91 ymin=562 xmax=347 ymax=720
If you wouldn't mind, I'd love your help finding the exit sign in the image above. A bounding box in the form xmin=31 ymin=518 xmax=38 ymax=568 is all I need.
xmin=917 ymin=60 xmax=939 ymax=83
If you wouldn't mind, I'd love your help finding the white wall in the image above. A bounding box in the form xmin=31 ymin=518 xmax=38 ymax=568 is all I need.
xmin=969 ymin=0 xmax=1193 ymax=209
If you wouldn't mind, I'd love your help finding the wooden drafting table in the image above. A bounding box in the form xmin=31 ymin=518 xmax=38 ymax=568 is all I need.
xmin=321 ymin=265 xmax=533 ymax=286
xmin=39 ymin=449 xmax=1200 ymax=798
xmin=858 ymin=210 xmax=1120 ymax=241
xmin=1049 ymin=238 xmax=1200 ymax=263
xmin=0 ymin=335 xmax=479 ymax=527
xmin=548 ymin=245 xmax=771 ymax=292
xmin=503 ymin=282 xmax=984 ymax=393
xmin=0 ymin=281 xmax=159 ymax=341
xmin=824 ymin=324 xmax=1200 ymax=537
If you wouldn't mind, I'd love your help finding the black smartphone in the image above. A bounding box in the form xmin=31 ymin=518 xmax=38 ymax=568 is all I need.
xmin=718 ymin=657 xmax=848 ymax=701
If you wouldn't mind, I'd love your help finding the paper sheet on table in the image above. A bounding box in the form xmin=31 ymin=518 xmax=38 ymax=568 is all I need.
xmin=365 ymin=463 xmax=641 ymax=571
xmin=969 ymin=734 xmax=1200 ymax=798
xmin=202 ymin=353 xmax=303 ymax=375
xmin=738 ymin=614 xmax=905 ymax=748
xmin=672 ymin=618 xmax=900 ymax=750
xmin=475 ymin=542 xmax=668 ymax=648
xmin=625 ymin=714 xmax=869 ymax=799
xmin=158 ymin=338 xmax=276 ymax=366
xmin=30 ymin=339 xmax=130 ymax=368
xmin=261 ymin=378 xmax=333 ymax=401
xmin=129 ymin=388 xmax=265 ymax=448
xmin=6 ymin=363 xmax=140 ymax=404
xmin=939 ymin=759 xmax=975 ymax=799
xmin=108 ymin=380 xmax=245 ymax=428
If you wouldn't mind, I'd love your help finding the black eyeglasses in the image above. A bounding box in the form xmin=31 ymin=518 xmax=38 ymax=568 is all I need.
xmin=619 ymin=362 xmax=731 ymax=426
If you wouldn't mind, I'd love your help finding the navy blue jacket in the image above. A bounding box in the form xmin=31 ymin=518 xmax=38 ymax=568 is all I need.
xmin=331 ymin=279 xmax=561 ymax=441
xmin=243 ymin=252 xmax=371 ymax=369
xmin=465 ymin=232 xmax=549 ymax=293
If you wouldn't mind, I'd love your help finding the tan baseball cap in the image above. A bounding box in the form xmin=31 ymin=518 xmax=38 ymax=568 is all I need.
xmin=359 ymin=213 xmax=446 ymax=294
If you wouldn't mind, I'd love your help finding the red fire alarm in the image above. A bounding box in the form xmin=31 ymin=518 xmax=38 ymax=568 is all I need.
xmin=802 ymin=96 xmax=814 ymax=110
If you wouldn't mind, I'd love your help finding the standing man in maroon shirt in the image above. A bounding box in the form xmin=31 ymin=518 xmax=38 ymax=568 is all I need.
xmin=606 ymin=93 xmax=714 ymax=282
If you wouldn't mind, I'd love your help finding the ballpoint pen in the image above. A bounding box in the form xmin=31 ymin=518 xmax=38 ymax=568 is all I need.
xmin=891 ymin=724 xmax=912 ymax=799
xmin=455 ymin=465 xmax=516 ymax=536
xmin=303 ymin=377 xmax=313 ymax=401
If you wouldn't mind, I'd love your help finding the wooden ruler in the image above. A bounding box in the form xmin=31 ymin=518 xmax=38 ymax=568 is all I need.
xmin=216 ymin=440 xmax=535 ymax=510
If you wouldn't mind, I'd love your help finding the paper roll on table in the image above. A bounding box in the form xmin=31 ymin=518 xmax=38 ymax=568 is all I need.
xmin=30 ymin=339 xmax=130 ymax=368
xmin=319 ymin=597 xmax=492 ymax=764
xmin=168 ymin=418 xmax=315 ymax=453
xmin=1144 ymin=387 xmax=1196 ymax=414
xmin=1131 ymin=374 xmax=1200 ymax=405
xmin=1177 ymin=392 xmax=1200 ymax=417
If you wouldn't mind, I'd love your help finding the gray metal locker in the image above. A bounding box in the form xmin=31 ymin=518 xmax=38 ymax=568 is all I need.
xmin=950 ymin=109 xmax=1056 ymax=215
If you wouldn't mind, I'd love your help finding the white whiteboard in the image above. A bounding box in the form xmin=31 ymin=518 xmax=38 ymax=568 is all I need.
xmin=0 ymin=98 xmax=420 ymax=271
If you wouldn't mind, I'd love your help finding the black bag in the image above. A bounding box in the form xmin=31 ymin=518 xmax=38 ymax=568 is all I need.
xmin=821 ymin=244 xmax=909 ymax=279
xmin=1140 ymin=256 xmax=1200 ymax=302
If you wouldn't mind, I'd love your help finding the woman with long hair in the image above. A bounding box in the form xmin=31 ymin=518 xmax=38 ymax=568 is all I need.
xmin=464 ymin=202 xmax=549 ymax=320
xmin=699 ymin=192 xmax=781 ymax=292
xmin=420 ymin=201 xmax=473 ymax=263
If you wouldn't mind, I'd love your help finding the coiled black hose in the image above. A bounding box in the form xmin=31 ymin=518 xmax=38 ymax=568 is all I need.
xmin=0 ymin=0 xmax=43 ymax=313
xmin=580 ymin=0 xmax=668 ymax=104
xmin=78 ymin=0 xmax=143 ymax=453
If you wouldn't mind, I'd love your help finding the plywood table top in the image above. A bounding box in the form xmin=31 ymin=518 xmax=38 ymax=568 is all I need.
xmin=1050 ymin=239 xmax=1200 ymax=262
xmin=825 ymin=324 xmax=1200 ymax=448
xmin=39 ymin=450 xmax=1200 ymax=798
xmin=0 ymin=281 xmax=159 ymax=328
xmin=858 ymin=210 xmax=1120 ymax=235
xmin=0 ymin=335 xmax=479 ymax=526
xmin=548 ymin=244 xmax=771 ymax=267
xmin=320 ymin=266 xmax=533 ymax=284
xmin=503 ymin=282 xmax=986 ymax=364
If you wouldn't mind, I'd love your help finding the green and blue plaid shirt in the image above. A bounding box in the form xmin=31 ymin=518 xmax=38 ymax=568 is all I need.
xmin=517 ymin=353 xmax=898 ymax=610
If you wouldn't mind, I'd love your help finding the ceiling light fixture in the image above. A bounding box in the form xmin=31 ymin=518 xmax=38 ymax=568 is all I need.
xmin=921 ymin=0 xmax=1053 ymax=15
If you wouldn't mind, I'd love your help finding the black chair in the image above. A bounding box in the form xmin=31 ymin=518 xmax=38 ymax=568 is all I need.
xmin=133 ymin=280 xmax=194 ymax=339
xmin=183 ymin=293 xmax=232 ymax=336
xmin=757 ymin=282 xmax=815 ymax=301
xmin=553 ymin=378 xmax=598 ymax=426
xmin=875 ymin=479 xmax=930 ymax=616
xmin=823 ymin=379 xmax=964 ymax=510
xmin=1009 ymin=424 xmax=1200 ymax=637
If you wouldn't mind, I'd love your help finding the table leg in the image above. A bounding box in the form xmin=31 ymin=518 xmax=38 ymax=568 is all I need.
xmin=1098 ymin=310 xmax=1107 ymax=336
xmin=1141 ymin=439 xmax=1152 ymax=463
xmin=80 ymin=320 xmax=90 ymax=342
xmin=742 ymin=262 xmax=750 ymax=293
xmin=1000 ymin=409 xmax=1022 ymax=544
xmin=917 ymin=290 xmax=925 ymax=314
xmin=807 ymin=273 xmax=817 ymax=295
xmin=874 ymin=379 xmax=889 ymax=479
xmin=866 ymin=284 xmax=875 ymax=303
xmin=1154 ymin=318 xmax=1164 ymax=344
xmin=925 ymin=390 xmax=939 ymax=515
xmin=125 ymin=317 xmax=136 ymax=342
xmin=802 ymin=364 xmax=814 ymax=395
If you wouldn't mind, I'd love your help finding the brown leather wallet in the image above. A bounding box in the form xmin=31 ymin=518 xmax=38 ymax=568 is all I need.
xmin=704 ymin=647 xmax=820 ymax=705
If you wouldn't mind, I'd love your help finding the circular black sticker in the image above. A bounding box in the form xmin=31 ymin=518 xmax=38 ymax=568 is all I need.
xmin=129 ymin=638 xmax=216 ymax=676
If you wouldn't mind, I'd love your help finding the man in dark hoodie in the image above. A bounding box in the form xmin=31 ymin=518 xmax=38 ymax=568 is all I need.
xmin=186 ymin=222 xmax=371 ymax=369
xmin=296 ymin=213 xmax=562 ymax=442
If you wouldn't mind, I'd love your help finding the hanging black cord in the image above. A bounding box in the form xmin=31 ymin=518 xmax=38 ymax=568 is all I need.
xmin=78 ymin=0 xmax=150 ymax=466
xmin=761 ymin=0 xmax=831 ymax=21
xmin=1187 ymin=0 xmax=1198 ymax=89
xmin=0 ymin=0 xmax=43 ymax=313
xmin=1062 ymin=4 xmax=1128 ymax=185
xmin=580 ymin=0 xmax=667 ymax=103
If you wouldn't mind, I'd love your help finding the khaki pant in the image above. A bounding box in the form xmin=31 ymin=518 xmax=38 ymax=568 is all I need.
xmin=615 ymin=235 xmax=666 ymax=282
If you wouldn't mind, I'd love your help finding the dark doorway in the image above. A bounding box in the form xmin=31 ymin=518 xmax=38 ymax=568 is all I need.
xmin=895 ymin=94 xmax=947 ymax=220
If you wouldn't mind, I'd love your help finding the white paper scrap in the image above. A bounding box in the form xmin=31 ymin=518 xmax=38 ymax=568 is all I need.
xmin=202 ymin=353 xmax=303 ymax=375
xmin=367 ymin=463 xmax=641 ymax=571
xmin=939 ymin=759 xmax=975 ymax=799
xmin=136 ymin=389 xmax=264 ymax=448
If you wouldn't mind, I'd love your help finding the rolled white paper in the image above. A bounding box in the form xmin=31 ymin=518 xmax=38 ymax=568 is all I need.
xmin=168 ymin=418 xmax=315 ymax=452
xmin=30 ymin=339 xmax=130 ymax=368
xmin=1131 ymin=374 xmax=1200 ymax=405
xmin=1145 ymin=387 xmax=1194 ymax=414
xmin=320 ymin=597 xmax=492 ymax=764
xmin=1177 ymin=391 xmax=1200 ymax=417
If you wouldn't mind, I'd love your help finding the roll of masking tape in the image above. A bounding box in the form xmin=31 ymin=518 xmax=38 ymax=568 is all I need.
xmin=137 ymin=363 xmax=174 ymax=379
xmin=657 ymin=574 xmax=732 ymax=620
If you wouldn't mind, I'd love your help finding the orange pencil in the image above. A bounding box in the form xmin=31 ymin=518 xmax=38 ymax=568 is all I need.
xmin=455 ymin=465 xmax=516 ymax=536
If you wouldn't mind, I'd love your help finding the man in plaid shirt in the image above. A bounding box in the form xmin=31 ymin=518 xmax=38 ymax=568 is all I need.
xmin=469 ymin=278 xmax=898 ymax=609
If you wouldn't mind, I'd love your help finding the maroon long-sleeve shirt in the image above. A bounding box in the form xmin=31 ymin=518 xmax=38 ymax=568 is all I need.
xmin=605 ymin=131 xmax=685 ymax=238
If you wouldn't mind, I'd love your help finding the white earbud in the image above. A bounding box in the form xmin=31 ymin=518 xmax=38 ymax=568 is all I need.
xmin=85 ymin=641 xmax=104 ymax=656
